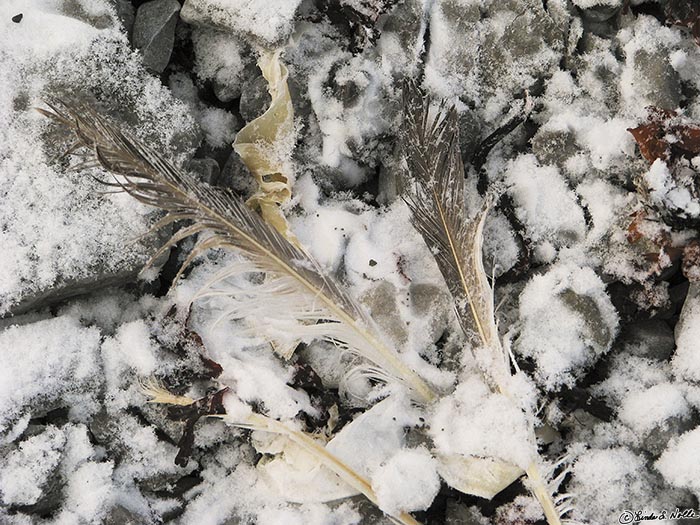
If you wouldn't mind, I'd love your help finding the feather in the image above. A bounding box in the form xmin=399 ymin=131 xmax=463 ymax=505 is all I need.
xmin=145 ymin=384 xmax=422 ymax=525
xmin=398 ymin=82 xmax=510 ymax=392
xmin=398 ymin=82 xmax=564 ymax=525
xmin=37 ymin=99 xmax=436 ymax=404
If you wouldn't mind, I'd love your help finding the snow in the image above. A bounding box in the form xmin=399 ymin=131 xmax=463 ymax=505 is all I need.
xmin=0 ymin=0 xmax=198 ymax=315
xmin=569 ymin=447 xmax=656 ymax=524
xmin=618 ymin=383 xmax=690 ymax=436
xmin=0 ymin=426 xmax=66 ymax=506
xmin=181 ymin=0 xmax=303 ymax=46
xmin=656 ymin=427 xmax=700 ymax=497
xmin=0 ymin=316 xmax=101 ymax=434
xmin=3 ymin=0 xmax=700 ymax=522
xmin=372 ymin=447 xmax=440 ymax=515
xmin=430 ymin=377 xmax=534 ymax=470
xmin=506 ymin=154 xmax=586 ymax=259
xmin=516 ymin=263 xmax=619 ymax=388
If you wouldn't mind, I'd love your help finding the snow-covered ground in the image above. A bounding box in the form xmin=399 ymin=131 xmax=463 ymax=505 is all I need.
xmin=2 ymin=0 xmax=700 ymax=524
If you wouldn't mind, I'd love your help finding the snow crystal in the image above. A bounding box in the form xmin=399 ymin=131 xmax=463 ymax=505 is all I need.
xmin=372 ymin=447 xmax=440 ymax=515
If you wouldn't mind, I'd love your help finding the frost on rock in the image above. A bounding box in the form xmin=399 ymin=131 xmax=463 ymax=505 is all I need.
xmin=0 ymin=0 xmax=198 ymax=316
xmin=516 ymin=263 xmax=619 ymax=389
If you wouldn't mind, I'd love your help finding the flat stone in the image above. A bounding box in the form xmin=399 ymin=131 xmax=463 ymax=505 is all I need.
xmin=132 ymin=0 xmax=181 ymax=74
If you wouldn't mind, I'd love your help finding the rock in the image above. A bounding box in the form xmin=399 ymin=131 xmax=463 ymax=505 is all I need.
xmin=188 ymin=158 xmax=220 ymax=185
xmin=426 ymin=0 xmax=566 ymax=104
xmin=640 ymin=414 xmax=696 ymax=457
xmin=180 ymin=0 xmax=303 ymax=47
xmin=115 ymin=0 xmax=135 ymax=37
xmin=629 ymin=49 xmax=682 ymax=111
xmin=531 ymin=128 xmax=581 ymax=171
xmin=132 ymin=0 xmax=181 ymax=74
xmin=577 ymin=3 xmax=620 ymax=23
xmin=360 ymin=281 xmax=408 ymax=346
xmin=409 ymin=282 xmax=451 ymax=343
xmin=619 ymin=319 xmax=675 ymax=361
xmin=105 ymin=505 xmax=146 ymax=525
xmin=239 ymin=73 xmax=272 ymax=123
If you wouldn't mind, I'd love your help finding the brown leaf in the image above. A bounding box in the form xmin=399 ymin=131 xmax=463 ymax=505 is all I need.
xmin=626 ymin=211 xmax=647 ymax=243
xmin=169 ymin=387 xmax=229 ymax=467
xmin=666 ymin=0 xmax=700 ymax=46
xmin=628 ymin=107 xmax=700 ymax=164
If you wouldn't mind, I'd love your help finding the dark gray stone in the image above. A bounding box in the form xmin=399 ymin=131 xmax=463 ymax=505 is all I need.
xmin=188 ymin=158 xmax=220 ymax=185
xmin=115 ymin=0 xmax=135 ymax=37
xmin=133 ymin=0 xmax=181 ymax=73
xmin=632 ymin=49 xmax=682 ymax=111
xmin=239 ymin=74 xmax=272 ymax=124
xmin=620 ymin=319 xmax=675 ymax=361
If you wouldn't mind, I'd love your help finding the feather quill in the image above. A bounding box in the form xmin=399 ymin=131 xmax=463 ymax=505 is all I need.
xmin=398 ymin=82 xmax=563 ymax=525
xmin=38 ymin=99 xmax=436 ymax=404
xmin=142 ymin=383 xmax=421 ymax=525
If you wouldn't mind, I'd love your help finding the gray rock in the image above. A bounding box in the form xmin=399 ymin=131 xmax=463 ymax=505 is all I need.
xmin=239 ymin=73 xmax=272 ymax=124
xmin=218 ymin=151 xmax=256 ymax=195
xmin=578 ymin=4 xmax=620 ymax=23
xmin=620 ymin=319 xmax=675 ymax=361
xmin=409 ymin=282 xmax=451 ymax=343
xmin=531 ymin=128 xmax=581 ymax=171
xmin=630 ymin=49 xmax=682 ymax=111
xmin=360 ymin=281 xmax=408 ymax=346
xmin=559 ymin=288 xmax=614 ymax=352
xmin=133 ymin=0 xmax=181 ymax=74
xmin=188 ymin=158 xmax=220 ymax=185
xmin=640 ymin=414 xmax=696 ymax=457
xmin=115 ymin=0 xmax=135 ymax=37
xmin=105 ymin=505 xmax=148 ymax=525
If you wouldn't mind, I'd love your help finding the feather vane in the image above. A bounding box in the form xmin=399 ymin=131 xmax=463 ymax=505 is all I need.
xmin=38 ymin=99 xmax=436 ymax=404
